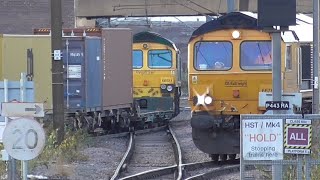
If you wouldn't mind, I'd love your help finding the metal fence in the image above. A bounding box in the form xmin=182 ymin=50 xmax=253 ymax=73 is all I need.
xmin=240 ymin=114 xmax=320 ymax=180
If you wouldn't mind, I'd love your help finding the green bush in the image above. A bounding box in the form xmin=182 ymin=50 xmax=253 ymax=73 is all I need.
xmin=30 ymin=127 xmax=89 ymax=169
xmin=0 ymin=144 xmax=7 ymax=178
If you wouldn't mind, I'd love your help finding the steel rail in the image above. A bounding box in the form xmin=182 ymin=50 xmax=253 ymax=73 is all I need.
xmin=182 ymin=159 xmax=239 ymax=171
xmin=96 ymin=125 xmax=167 ymax=139
xmin=118 ymin=124 xmax=183 ymax=180
xmin=119 ymin=165 xmax=177 ymax=180
xmin=185 ymin=164 xmax=240 ymax=180
xmin=110 ymin=132 xmax=135 ymax=180
xmin=185 ymin=163 xmax=256 ymax=180
xmin=117 ymin=159 xmax=240 ymax=179
xmin=169 ymin=124 xmax=183 ymax=180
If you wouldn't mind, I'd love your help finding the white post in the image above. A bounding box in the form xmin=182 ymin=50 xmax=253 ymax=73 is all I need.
xmin=20 ymin=73 xmax=28 ymax=180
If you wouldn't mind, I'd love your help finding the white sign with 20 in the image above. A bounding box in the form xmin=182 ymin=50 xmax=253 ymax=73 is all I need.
xmin=2 ymin=118 xmax=45 ymax=160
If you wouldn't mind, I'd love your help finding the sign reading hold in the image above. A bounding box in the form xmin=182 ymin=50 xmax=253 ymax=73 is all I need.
xmin=242 ymin=119 xmax=283 ymax=161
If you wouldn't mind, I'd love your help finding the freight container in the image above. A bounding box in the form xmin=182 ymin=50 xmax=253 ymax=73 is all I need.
xmin=85 ymin=37 xmax=102 ymax=111
xmin=1 ymin=28 xmax=133 ymax=115
xmin=63 ymin=36 xmax=102 ymax=113
xmin=0 ymin=35 xmax=103 ymax=113
xmin=62 ymin=29 xmax=133 ymax=113
xmin=101 ymin=28 xmax=133 ymax=110
xmin=0 ymin=35 xmax=53 ymax=110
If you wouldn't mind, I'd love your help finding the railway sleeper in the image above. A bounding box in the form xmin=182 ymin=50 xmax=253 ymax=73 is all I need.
xmin=210 ymin=154 xmax=237 ymax=161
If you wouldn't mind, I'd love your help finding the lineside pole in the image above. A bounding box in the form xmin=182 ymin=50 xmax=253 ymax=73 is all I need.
xmin=272 ymin=32 xmax=282 ymax=104
xmin=227 ymin=0 xmax=235 ymax=13
xmin=20 ymin=73 xmax=28 ymax=180
xmin=4 ymin=79 xmax=16 ymax=180
xmin=51 ymin=0 xmax=65 ymax=144
xmin=272 ymin=31 xmax=282 ymax=180
xmin=313 ymin=0 xmax=319 ymax=114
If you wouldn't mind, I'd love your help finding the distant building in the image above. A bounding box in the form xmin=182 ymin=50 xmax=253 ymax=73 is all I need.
xmin=0 ymin=0 xmax=74 ymax=34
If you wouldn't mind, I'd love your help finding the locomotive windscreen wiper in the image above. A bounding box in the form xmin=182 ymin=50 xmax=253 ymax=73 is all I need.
xmin=257 ymin=42 xmax=265 ymax=63
xmin=149 ymin=52 xmax=172 ymax=63
xmin=195 ymin=42 xmax=211 ymax=67
xmin=157 ymin=54 xmax=172 ymax=63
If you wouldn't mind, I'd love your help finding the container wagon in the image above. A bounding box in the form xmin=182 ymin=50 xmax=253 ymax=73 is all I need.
xmin=0 ymin=28 xmax=134 ymax=133
xmin=34 ymin=28 xmax=184 ymax=129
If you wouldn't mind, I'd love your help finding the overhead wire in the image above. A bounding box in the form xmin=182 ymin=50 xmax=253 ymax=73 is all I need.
xmin=186 ymin=0 xmax=219 ymax=16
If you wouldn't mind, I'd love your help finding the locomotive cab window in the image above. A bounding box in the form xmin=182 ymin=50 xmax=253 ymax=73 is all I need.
xmin=133 ymin=50 xmax=143 ymax=69
xmin=148 ymin=50 xmax=172 ymax=69
xmin=194 ymin=41 xmax=232 ymax=71
xmin=240 ymin=41 xmax=272 ymax=70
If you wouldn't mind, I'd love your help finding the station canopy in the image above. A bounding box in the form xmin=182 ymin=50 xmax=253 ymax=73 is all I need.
xmin=75 ymin=0 xmax=313 ymax=18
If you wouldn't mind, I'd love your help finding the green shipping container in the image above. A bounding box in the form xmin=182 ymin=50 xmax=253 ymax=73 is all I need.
xmin=0 ymin=35 xmax=53 ymax=111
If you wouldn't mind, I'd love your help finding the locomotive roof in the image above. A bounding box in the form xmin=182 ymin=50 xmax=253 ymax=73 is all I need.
xmin=189 ymin=12 xmax=260 ymax=42
xmin=189 ymin=12 xmax=313 ymax=43
xmin=133 ymin=31 xmax=177 ymax=50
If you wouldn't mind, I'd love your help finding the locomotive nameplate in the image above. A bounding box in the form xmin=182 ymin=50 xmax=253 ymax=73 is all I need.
xmin=225 ymin=80 xmax=247 ymax=87
xmin=265 ymin=101 xmax=289 ymax=110
xmin=135 ymin=71 xmax=154 ymax=75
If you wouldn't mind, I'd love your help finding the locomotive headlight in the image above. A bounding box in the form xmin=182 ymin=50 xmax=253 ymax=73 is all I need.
xmin=232 ymin=30 xmax=241 ymax=39
xmin=194 ymin=94 xmax=213 ymax=105
xmin=160 ymin=84 xmax=167 ymax=90
xmin=197 ymin=95 xmax=205 ymax=105
xmin=166 ymin=85 xmax=173 ymax=92
xmin=204 ymin=96 xmax=213 ymax=105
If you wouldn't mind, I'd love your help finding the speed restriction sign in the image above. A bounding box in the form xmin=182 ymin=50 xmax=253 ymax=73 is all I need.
xmin=2 ymin=118 xmax=45 ymax=160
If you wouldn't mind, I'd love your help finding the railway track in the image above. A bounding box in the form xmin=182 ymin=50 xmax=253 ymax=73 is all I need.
xmin=184 ymin=160 xmax=240 ymax=179
xmin=112 ymin=158 xmax=241 ymax=180
xmin=111 ymin=125 xmax=182 ymax=180
xmin=110 ymin=120 xmax=244 ymax=180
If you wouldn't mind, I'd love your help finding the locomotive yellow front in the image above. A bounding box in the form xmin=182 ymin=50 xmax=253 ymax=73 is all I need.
xmin=188 ymin=12 xmax=286 ymax=161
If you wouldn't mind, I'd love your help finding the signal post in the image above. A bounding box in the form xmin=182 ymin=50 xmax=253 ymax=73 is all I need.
xmin=257 ymin=0 xmax=297 ymax=179
xmin=51 ymin=0 xmax=65 ymax=144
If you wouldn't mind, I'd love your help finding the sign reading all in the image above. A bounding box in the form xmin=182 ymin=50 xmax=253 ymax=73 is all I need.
xmin=284 ymin=119 xmax=311 ymax=155
xmin=242 ymin=119 xmax=283 ymax=160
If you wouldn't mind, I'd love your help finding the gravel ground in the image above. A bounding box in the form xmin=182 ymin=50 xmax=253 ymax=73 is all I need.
xmin=29 ymin=98 xmax=245 ymax=180
xmin=169 ymin=98 xmax=244 ymax=180
xmin=30 ymin=135 xmax=128 ymax=180
xmin=170 ymin=114 xmax=243 ymax=179
xmin=170 ymin=102 xmax=210 ymax=163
